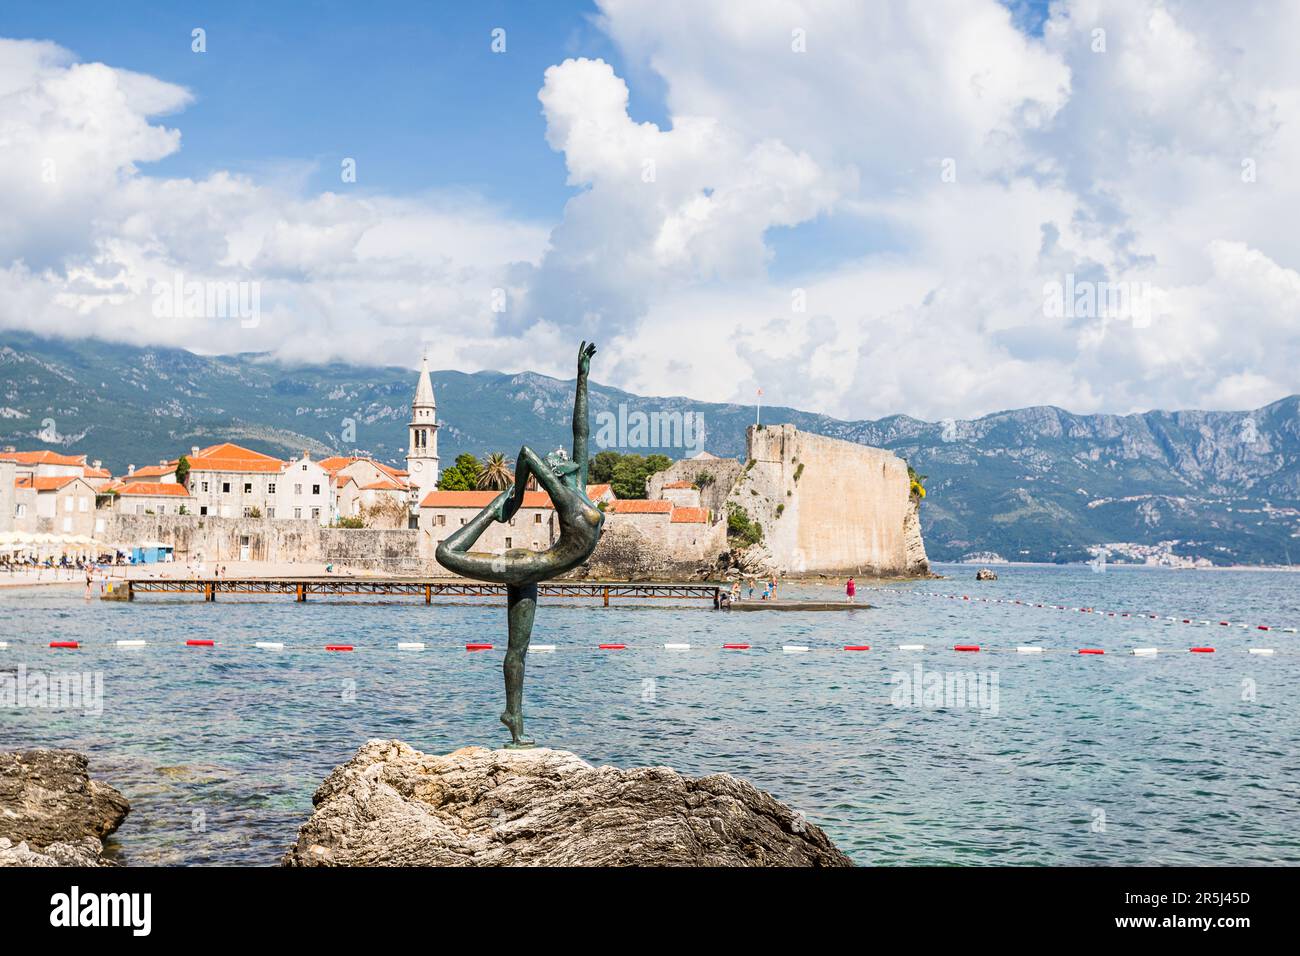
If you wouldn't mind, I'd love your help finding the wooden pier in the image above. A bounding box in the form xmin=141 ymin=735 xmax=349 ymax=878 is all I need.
xmin=105 ymin=577 xmax=722 ymax=606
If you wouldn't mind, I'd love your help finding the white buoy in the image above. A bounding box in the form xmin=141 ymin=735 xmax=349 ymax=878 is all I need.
xmin=1283 ymin=628 xmax=1298 ymax=634
xmin=898 ymin=643 xmax=925 ymax=650
xmin=397 ymin=642 xmax=425 ymax=650
xmin=255 ymin=642 xmax=284 ymax=650
xmin=663 ymin=643 xmax=690 ymax=650
xmin=0 ymin=641 xmax=9 ymax=649
xmin=1015 ymin=646 xmax=1044 ymax=654
xmin=531 ymin=644 xmax=556 ymax=653
xmin=1132 ymin=647 xmax=1159 ymax=656
xmin=1248 ymin=648 xmax=1275 ymax=655
xmin=116 ymin=640 xmax=147 ymax=648
xmin=782 ymin=645 xmax=810 ymax=654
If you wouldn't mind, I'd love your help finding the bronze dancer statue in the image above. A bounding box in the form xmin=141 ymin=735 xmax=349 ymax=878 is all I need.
xmin=436 ymin=342 xmax=605 ymax=748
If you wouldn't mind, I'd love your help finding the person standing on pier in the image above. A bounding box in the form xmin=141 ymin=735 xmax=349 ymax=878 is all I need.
xmin=846 ymin=576 xmax=856 ymax=603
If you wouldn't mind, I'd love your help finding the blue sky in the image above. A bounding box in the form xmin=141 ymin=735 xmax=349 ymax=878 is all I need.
xmin=0 ymin=1 xmax=1293 ymax=420
xmin=0 ymin=0 xmax=668 ymax=220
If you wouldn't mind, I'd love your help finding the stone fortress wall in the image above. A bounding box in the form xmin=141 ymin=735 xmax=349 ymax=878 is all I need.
xmin=729 ymin=424 xmax=928 ymax=576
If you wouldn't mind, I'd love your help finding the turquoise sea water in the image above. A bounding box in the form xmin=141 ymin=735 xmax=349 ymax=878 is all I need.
xmin=2 ymin=563 xmax=1298 ymax=866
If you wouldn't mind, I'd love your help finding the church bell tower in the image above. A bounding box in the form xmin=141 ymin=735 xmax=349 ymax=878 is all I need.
xmin=406 ymin=354 xmax=440 ymax=501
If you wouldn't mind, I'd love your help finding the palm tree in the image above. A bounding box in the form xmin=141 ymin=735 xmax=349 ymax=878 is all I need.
xmin=476 ymin=452 xmax=515 ymax=490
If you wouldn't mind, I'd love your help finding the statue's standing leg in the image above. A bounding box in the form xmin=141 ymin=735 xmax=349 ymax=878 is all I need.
xmin=501 ymin=582 xmax=537 ymax=749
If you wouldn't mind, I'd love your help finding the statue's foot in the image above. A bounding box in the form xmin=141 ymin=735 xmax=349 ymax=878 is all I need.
xmin=501 ymin=710 xmax=535 ymax=749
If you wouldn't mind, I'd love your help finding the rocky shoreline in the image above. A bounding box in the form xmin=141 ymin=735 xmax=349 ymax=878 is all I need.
xmin=0 ymin=743 xmax=850 ymax=867
xmin=283 ymin=740 xmax=851 ymax=867
xmin=0 ymin=749 xmax=130 ymax=866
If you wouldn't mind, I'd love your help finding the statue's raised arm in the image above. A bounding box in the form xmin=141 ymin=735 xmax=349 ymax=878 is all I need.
xmin=574 ymin=341 xmax=596 ymax=489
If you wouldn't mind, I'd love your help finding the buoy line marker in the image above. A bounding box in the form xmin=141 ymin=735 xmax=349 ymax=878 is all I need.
xmin=880 ymin=588 xmax=1295 ymax=635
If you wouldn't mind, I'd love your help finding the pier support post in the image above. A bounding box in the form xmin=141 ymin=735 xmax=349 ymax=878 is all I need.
xmin=603 ymin=586 xmax=610 ymax=607
xmin=205 ymin=582 xmax=214 ymax=602
xmin=127 ymin=581 xmax=134 ymax=602
xmin=425 ymin=584 xmax=432 ymax=605
xmin=296 ymin=583 xmax=306 ymax=602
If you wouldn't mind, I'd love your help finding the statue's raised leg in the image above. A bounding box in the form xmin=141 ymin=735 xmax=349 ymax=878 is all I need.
xmin=502 ymin=582 xmax=537 ymax=749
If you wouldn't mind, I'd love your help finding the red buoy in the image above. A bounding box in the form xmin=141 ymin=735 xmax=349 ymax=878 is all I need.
xmin=325 ymin=644 xmax=353 ymax=652
xmin=1078 ymin=648 xmax=1104 ymax=655
xmin=1189 ymin=647 xmax=1215 ymax=653
xmin=186 ymin=639 xmax=215 ymax=647
xmin=465 ymin=643 xmax=493 ymax=651
xmin=1219 ymin=621 xmax=1230 ymax=626
xmin=723 ymin=643 xmax=750 ymax=650
xmin=843 ymin=645 xmax=870 ymax=651
xmin=954 ymin=644 xmax=980 ymax=652
xmin=598 ymin=643 xmax=626 ymax=650
xmin=49 ymin=641 xmax=78 ymax=649
xmin=1257 ymin=625 xmax=1271 ymax=631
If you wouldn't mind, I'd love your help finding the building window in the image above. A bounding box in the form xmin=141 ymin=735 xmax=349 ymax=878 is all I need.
xmin=312 ymin=484 xmax=320 ymax=495
xmin=200 ymin=506 xmax=208 ymax=516
xmin=294 ymin=483 xmax=302 ymax=495
xmin=435 ymin=514 xmax=445 ymax=526
xmin=243 ymin=482 xmax=252 ymax=494
xmin=534 ymin=513 xmax=542 ymax=523
xmin=505 ymin=537 xmax=512 ymax=548
xmin=294 ymin=507 xmax=302 ymax=519
xmin=202 ymin=481 xmax=209 ymax=493
xmin=64 ymin=497 xmax=73 ymax=512
xmin=158 ymin=505 xmax=166 ymax=515
xmin=267 ymin=508 xmax=275 ymax=519
xmin=311 ymin=507 xmax=320 ymax=520
xmin=16 ymin=504 xmax=26 ymax=518
xmin=268 ymin=483 xmax=276 ymax=494
xmin=243 ymin=507 xmax=253 ymax=518
xmin=222 ymin=482 xmax=230 ymax=494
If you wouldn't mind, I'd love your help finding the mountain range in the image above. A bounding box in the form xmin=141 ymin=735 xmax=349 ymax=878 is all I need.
xmin=3 ymin=331 xmax=1297 ymax=565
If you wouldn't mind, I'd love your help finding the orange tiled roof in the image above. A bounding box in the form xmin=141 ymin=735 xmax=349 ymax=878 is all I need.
xmin=607 ymin=499 xmax=673 ymax=514
xmin=15 ymin=475 xmax=84 ymax=492
xmin=0 ymin=450 xmax=88 ymax=467
xmin=374 ymin=462 xmax=409 ymax=481
xmin=663 ymin=480 xmax=695 ymax=489
xmin=316 ymin=456 xmax=356 ymax=474
xmin=116 ymin=482 xmax=192 ymax=498
xmin=126 ymin=463 xmax=175 ymax=480
xmin=360 ymin=478 xmax=406 ymax=491
xmin=188 ymin=442 xmax=285 ymax=473
xmin=420 ymin=490 xmax=554 ymax=509
xmin=84 ymin=466 xmax=112 ymax=479
xmin=586 ymin=483 xmax=612 ymax=499
xmin=670 ymin=506 xmax=710 ymax=524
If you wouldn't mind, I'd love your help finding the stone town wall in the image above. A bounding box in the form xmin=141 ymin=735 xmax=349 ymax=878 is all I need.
xmin=582 ymin=513 xmax=726 ymax=580
xmin=646 ymin=457 xmax=745 ymax=516
xmin=99 ymin=513 xmax=428 ymax=573
xmin=727 ymin=424 xmax=919 ymax=575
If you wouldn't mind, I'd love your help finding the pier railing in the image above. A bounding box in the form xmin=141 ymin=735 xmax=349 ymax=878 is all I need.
xmin=108 ymin=577 xmax=722 ymax=606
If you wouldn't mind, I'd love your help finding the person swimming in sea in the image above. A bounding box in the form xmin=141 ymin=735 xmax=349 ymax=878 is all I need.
xmin=436 ymin=341 xmax=604 ymax=747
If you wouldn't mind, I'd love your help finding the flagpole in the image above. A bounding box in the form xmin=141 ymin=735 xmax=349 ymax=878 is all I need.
xmin=756 ymin=387 xmax=762 ymax=427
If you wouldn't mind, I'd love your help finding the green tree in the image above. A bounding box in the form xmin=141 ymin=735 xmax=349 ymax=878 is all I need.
xmin=477 ymin=452 xmax=514 ymax=490
xmin=727 ymin=504 xmax=763 ymax=546
xmin=437 ymin=453 xmax=484 ymax=491
xmin=175 ymin=455 xmax=190 ymax=486
xmin=605 ymin=452 xmax=673 ymax=499
xmin=588 ymin=450 xmax=621 ymax=484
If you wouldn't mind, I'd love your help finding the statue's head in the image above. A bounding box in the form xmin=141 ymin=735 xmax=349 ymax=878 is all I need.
xmin=545 ymin=448 xmax=579 ymax=480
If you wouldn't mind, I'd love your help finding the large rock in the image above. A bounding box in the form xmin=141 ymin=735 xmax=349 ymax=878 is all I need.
xmin=0 ymin=749 xmax=130 ymax=867
xmin=284 ymin=740 xmax=852 ymax=867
